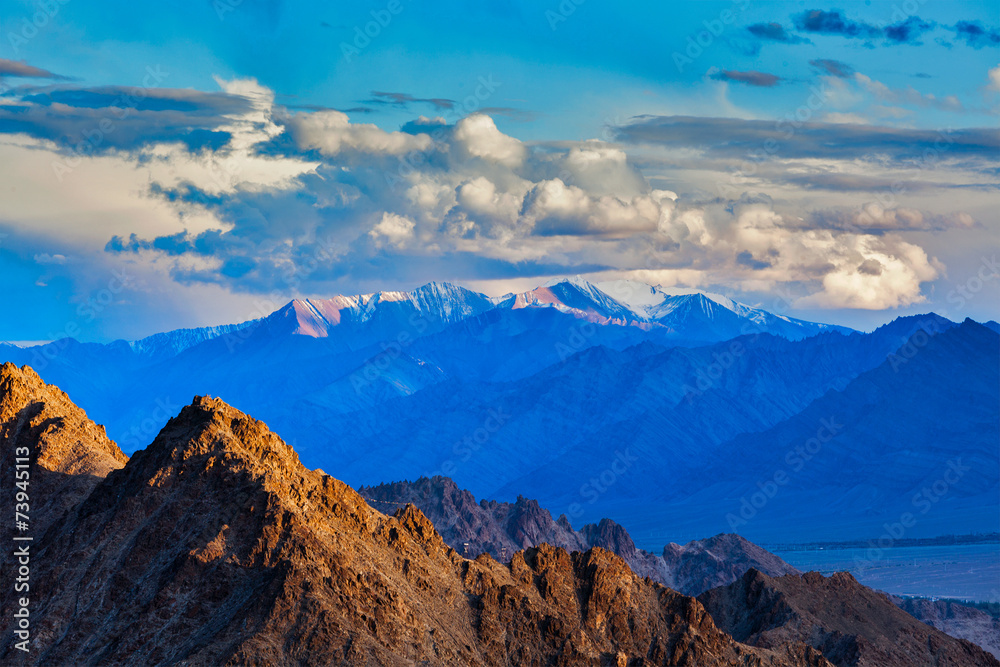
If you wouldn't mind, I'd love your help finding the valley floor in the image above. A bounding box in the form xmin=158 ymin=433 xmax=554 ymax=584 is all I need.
xmin=774 ymin=543 xmax=1000 ymax=602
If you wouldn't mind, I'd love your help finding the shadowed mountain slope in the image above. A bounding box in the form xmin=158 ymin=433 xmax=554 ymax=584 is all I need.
xmin=699 ymin=569 xmax=999 ymax=666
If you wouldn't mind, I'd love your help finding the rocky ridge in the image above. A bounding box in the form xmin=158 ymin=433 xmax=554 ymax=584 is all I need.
xmin=893 ymin=596 xmax=1000 ymax=660
xmin=0 ymin=381 xmax=829 ymax=666
xmin=0 ymin=362 xmax=127 ymax=540
xmin=698 ymin=569 xmax=999 ymax=667
xmin=359 ymin=475 xmax=799 ymax=595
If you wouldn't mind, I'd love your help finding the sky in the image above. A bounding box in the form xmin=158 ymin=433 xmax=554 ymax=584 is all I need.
xmin=0 ymin=0 xmax=998 ymax=342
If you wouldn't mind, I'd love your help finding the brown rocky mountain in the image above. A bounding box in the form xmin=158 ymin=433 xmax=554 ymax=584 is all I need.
xmin=0 ymin=388 xmax=830 ymax=666
xmin=359 ymin=476 xmax=799 ymax=595
xmin=0 ymin=362 xmax=127 ymax=541
xmin=362 ymin=478 xmax=1000 ymax=660
xmin=893 ymin=596 xmax=1000 ymax=660
xmin=698 ymin=568 xmax=1000 ymax=667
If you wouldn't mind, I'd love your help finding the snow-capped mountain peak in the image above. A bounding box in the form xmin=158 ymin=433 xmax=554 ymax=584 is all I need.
xmin=247 ymin=278 xmax=853 ymax=342
xmin=515 ymin=277 xmax=640 ymax=324
xmin=267 ymin=283 xmax=499 ymax=338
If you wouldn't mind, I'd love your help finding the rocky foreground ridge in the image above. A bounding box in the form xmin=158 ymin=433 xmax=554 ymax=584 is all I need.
xmin=0 ymin=362 xmax=127 ymax=572
xmin=361 ymin=475 xmax=1000 ymax=664
xmin=0 ymin=364 xmax=829 ymax=666
xmin=0 ymin=363 xmax=994 ymax=666
xmin=358 ymin=476 xmax=799 ymax=596
xmin=699 ymin=569 xmax=997 ymax=666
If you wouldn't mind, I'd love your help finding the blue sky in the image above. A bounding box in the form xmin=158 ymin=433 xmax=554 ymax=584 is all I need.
xmin=0 ymin=0 xmax=998 ymax=341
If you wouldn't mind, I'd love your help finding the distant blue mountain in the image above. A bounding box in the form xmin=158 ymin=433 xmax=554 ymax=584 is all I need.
xmin=644 ymin=319 xmax=999 ymax=544
xmin=1 ymin=280 xmax=993 ymax=547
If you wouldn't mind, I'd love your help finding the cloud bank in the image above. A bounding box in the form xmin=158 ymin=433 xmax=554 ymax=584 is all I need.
xmin=0 ymin=66 xmax=994 ymax=342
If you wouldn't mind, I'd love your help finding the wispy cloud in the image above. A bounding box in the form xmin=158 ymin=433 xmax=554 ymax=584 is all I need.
xmin=0 ymin=84 xmax=253 ymax=152
xmin=809 ymin=58 xmax=855 ymax=78
xmin=368 ymin=91 xmax=456 ymax=110
xmin=478 ymin=106 xmax=536 ymax=122
xmin=613 ymin=115 xmax=998 ymax=162
xmin=853 ymin=72 xmax=964 ymax=112
xmin=792 ymin=9 xmax=934 ymax=46
xmin=0 ymin=58 xmax=68 ymax=80
xmin=710 ymin=69 xmax=783 ymax=87
xmin=746 ymin=22 xmax=809 ymax=43
xmin=952 ymin=21 xmax=1000 ymax=48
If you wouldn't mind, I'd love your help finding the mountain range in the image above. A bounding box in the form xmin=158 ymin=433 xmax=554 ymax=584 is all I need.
xmin=2 ymin=362 xmax=996 ymax=666
xmin=357 ymin=475 xmax=801 ymax=596
xmin=0 ymin=278 xmax=996 ymax=548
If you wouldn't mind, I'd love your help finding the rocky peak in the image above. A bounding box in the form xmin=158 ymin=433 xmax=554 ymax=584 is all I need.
xmin=393 ymin=502 xmax=449 ymax=554
xmin=580 ymin=517 xmax=639 ymax=560
xmin=0 ymin=363 xmax=127 ymax=540
xmin=133 ymin=394 xmax=304 ymax=478
xmin=699 ymin=568 xmax=1000 ymax=667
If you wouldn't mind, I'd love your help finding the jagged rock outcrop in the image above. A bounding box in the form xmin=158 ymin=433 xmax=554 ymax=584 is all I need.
xmin=660 ymin=534 xmax=800 ymax=596
xmin=0 ymin=391 xmax=830 ymax=666
xmin=893 ymin=596 xmax=1000 ymax=659
xmin=699 ymin=569 xmax=999 ymax=667
xmin=358 ymin=477 xmax=588 ymax=559
xmin=0 ymin=362 xmax=127 ymax=540
xmin=359 ymin=475 xmax=798 ymax=595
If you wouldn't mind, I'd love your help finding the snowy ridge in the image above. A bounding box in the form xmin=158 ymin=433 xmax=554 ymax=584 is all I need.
xmin=275 ymin=282 xmax=500 ymax=338
xmin=244 ymin=277 xmax=851 ymax=342
xmin=127 ymin=319 xmax=263 ymax=359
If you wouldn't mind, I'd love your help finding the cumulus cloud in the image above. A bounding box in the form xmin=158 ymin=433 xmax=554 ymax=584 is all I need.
xmin=286 ymin=109 xmax=432 ymax=157
xmin=797 ymin=234 xmax=941 ymax=309
xmin=560 ymin=142 xmax=647 ymax=196
xmin=451 ymin=114 xmax=526 ymax=168
xmin=369 ymin=212 xmax=416 ymax=248
xmin=615 ymin=200 xmax=945 ymax=310
xmin=0 ymin=72 xmax=970 ymax=324
xmin=521 ymin=179 xmax=669 ymax=237
xmin=450 ymin=176 xmax=525 ymax=239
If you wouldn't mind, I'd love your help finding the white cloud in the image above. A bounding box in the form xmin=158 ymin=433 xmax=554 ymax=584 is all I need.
xmin=33 ymin=253 xmax=67 ymax=265
xmin=369 ymin=212 xmax=416 ymax=249
xmin=0 ymin=74 xmax=966 ymax=326
xmin=988 ymin=64 xmax=1000 ymax=92
xmin=798 ymin=235 xmax=941 ymax=309
xmin=560 ymin=142 xmax=647 ymax=196
xmin=519 ymin=179 xmax=665 ymax=236
xmin=287 ymin=109 xmax=432 ymax=157
xmin=451 ymin=114 xmax=526 ymax=168
xmin=854 ymin=203 xmax=924 ymax=230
